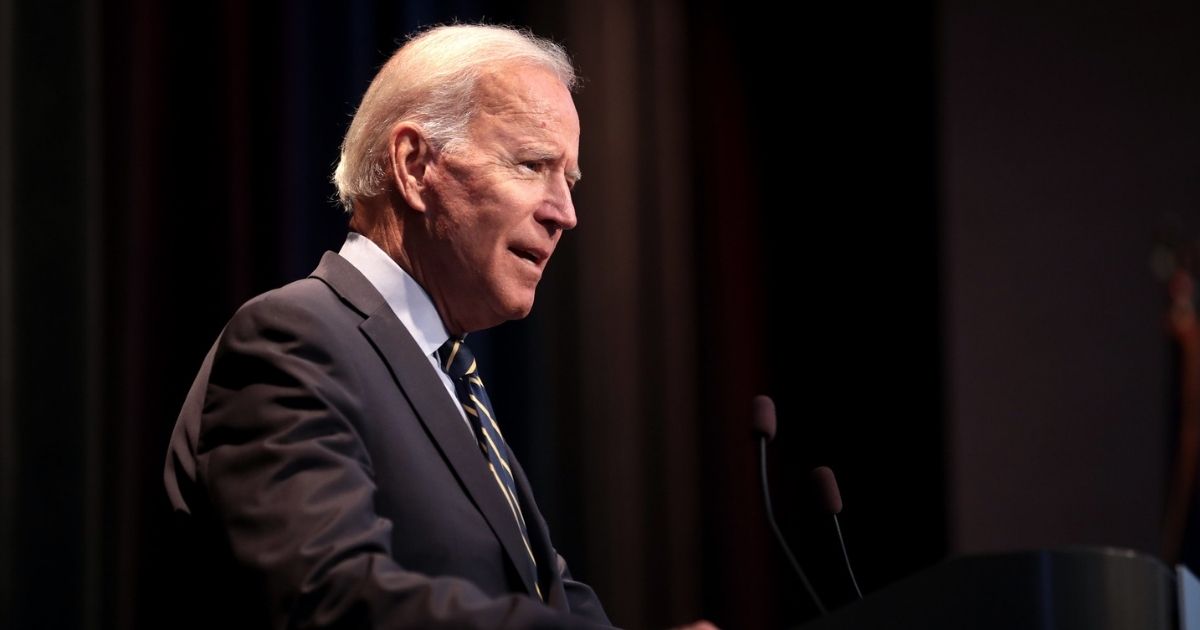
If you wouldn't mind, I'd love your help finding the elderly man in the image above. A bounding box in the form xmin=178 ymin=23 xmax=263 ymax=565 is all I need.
xmin=164 ymin=24 xmax=610 ymax=628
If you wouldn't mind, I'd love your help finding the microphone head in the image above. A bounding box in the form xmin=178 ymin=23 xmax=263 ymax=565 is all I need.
xmin=752 ymin=395 xmax=777 ymax=441
xmin=811 ymin=466 xmax=843 ymax=514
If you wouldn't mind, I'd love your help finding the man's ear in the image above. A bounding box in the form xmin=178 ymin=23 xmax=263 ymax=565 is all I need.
xmin=389 ymin=122 xmax=432 ymax=212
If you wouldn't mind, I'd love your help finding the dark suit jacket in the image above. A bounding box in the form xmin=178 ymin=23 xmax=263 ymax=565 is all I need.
xmin=164 ymin=251 xmax=612 ymax=629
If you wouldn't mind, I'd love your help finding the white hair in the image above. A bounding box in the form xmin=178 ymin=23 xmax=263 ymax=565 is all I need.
xmin=332 ymin=24 xmax=577 ymax=212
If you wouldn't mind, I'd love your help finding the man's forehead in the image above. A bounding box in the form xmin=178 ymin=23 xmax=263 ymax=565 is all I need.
xmin=474 ymin=65 xmax=574 ymax=117
xmin=468 ymin=66 xmax=580 ymax=158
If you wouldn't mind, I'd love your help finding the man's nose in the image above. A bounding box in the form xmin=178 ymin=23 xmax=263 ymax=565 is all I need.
xmin=540 ymin=176 xmax=577 ymax=231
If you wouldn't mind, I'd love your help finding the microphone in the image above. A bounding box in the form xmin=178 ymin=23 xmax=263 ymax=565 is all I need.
xmin=752 ymin=395 xmax=827 ymax=616
xmin=752 ymin=395 xmax=776 ymax=441
xmin=810 ymin=466 xmax=863 ymax=600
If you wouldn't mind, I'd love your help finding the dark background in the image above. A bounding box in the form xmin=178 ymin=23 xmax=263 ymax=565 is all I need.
xmin=2 ymin=1 xmax=1197 ymax=628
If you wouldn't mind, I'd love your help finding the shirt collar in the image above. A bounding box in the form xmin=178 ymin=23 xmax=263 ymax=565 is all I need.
xmin=337 ymin=232 xmax=451 ymax=358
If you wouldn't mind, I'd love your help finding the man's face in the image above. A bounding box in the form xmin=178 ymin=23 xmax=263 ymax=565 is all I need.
xmin=413 ymin=65 xmax=581 ymax=334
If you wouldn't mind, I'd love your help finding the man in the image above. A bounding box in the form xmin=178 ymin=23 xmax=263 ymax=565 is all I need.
xmin=164 ymin=24 xmax=608 ymax=628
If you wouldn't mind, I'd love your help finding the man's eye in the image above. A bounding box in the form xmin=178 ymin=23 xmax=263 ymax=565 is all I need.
xmin=519 ymin=161 xmax=544 ymax=172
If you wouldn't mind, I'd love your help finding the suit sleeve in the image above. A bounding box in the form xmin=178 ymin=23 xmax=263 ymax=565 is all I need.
xmin=190 ymin=295 xmax=613 ymax=630
xmin=556 ymin=554 xmax=610 ymax=624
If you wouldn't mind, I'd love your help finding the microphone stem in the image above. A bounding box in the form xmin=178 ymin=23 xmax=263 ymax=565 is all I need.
xmin=759 ymin=438 xmax=827 ymax=616
xmin=832 ymin=514 xmax=863 ymax=599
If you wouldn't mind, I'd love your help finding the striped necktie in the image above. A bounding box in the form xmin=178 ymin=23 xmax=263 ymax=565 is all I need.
xmin=437 ymin=337 xmax=542 ymax=600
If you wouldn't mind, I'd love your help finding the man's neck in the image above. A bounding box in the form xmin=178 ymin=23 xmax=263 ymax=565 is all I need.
xmin=349 ymin=198 xmax=414 ymax=275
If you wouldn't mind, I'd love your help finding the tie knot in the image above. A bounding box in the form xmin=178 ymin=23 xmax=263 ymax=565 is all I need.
xmin=437 ymin=337 xmax=478 ymax=380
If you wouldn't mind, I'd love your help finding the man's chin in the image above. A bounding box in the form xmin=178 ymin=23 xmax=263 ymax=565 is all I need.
xmin=503 ymin=297 xmax=536 ymax=322
xmin=497 ymin=288 xmax=537 ymax=322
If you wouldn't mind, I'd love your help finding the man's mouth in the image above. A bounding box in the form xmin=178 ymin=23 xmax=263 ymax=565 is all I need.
xmin=510 ymin=246 xmax=548 ymax=266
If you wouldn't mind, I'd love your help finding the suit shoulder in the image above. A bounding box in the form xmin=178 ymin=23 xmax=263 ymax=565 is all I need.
xmin=224 ymin=277 xmax=360 ymax=342
xmin=204 ymin=276 xmax=373 ymax=439
xmin=239 ymin=275 xmax=349 ymax=316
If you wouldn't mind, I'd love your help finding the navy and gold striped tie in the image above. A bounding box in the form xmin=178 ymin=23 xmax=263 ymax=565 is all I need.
xmin=437 ymin=337 xmax=542 ymax=600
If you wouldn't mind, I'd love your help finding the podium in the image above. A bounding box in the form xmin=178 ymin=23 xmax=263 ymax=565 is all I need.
xmin=800 ymin=547 xmax=1179 ymax=630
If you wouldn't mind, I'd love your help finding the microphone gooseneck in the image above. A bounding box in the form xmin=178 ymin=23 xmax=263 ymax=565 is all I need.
xmin=811 ymin=466 xmax=863 ymax=600
xmin=754 ymin=396 xmax=827 ymax=616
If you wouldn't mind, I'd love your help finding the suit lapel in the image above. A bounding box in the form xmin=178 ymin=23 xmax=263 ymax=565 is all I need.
xmin=309 ymin=252 xmax=540 ymax=598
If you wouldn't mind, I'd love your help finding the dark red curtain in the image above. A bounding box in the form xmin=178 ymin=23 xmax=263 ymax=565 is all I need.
xmin=0 ymin=2 xmax=944 ymax=629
